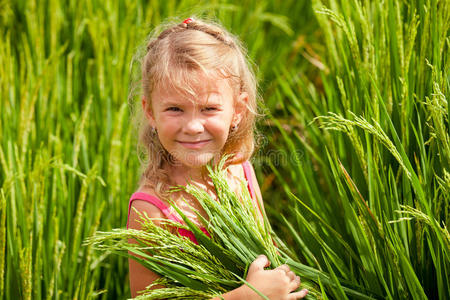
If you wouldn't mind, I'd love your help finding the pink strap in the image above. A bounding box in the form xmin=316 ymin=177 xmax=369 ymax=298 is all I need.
xmin=242 ymin=161 xmax=263 ymax=219
xmin=127 ymin=192 xmax=183 ymax=229
xmin=242 ymin=161 xmax=256 ymax=200
xmin=127 ymin=192 xmax=211 ymax=244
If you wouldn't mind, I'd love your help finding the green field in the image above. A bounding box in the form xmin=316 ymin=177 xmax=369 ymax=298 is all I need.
xmin=1 ymin=0 xmax=448 ymax=299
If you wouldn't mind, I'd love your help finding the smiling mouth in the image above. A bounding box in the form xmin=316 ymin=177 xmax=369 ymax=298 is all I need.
xmin=177 ymin=140 xmax=211 ymax=149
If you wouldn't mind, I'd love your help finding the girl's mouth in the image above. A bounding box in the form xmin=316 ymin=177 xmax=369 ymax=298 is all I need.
xmin=177 ymin=140 xmax=211 ymax=149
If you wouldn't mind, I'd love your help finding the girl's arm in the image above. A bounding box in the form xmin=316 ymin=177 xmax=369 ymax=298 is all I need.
xmin=127 ymin=199 xmax=168 ymax=297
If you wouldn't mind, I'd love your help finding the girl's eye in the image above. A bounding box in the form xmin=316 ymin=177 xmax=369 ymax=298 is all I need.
xmin=166 ymin=107 xmax=182 ymax=112
xmin=203 ymin=107 xmax=218 ymax=112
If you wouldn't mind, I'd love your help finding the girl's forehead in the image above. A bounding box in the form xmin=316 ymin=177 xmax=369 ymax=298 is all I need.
xmin=153 ymin=75 xmax=234 ymax=104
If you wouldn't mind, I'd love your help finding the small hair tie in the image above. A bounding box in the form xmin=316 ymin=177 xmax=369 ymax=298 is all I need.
xmin=183 ymin=18 xmax=193 ymax=24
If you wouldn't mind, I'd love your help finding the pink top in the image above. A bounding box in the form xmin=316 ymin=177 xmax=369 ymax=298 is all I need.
xmin=127 ymin=161 xmax=259 ymax=245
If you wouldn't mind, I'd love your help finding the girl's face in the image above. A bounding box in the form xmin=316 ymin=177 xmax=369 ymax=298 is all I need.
xmin=144 ymin=75 xmax=247 ymax=168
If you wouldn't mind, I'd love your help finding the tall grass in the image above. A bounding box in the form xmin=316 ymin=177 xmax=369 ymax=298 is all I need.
xmin=2 ymin=0 xmax=447 ymax=298
xmin=0 ymin=0 xmax=317 ymax=298
xmin=265 ymin=0 xmax=449 ymax=299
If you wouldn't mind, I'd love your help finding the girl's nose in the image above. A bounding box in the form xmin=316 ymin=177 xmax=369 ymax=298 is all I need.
xmin=183 ymin=117 xmax=204 ymax=135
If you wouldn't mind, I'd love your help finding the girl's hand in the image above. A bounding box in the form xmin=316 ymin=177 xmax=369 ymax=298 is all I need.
xmin=244 ymin=255 xmax=308 ymax=300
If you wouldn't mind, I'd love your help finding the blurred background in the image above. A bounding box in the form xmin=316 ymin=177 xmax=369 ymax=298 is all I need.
xmin=1 ymin=0 xmax=448 ymax=299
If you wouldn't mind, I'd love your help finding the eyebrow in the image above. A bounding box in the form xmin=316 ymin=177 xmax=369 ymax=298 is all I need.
xmin=161 ymin=95 xmax=223 ymax=106
xmin=161 ymin=101 xmax=182 ymax=106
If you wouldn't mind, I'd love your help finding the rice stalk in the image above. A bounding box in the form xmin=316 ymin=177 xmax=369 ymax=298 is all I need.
xmin=314 ymin=112 xmax=411 ymax=179
xmin=85 ymin=156 xmax=375 ymax=299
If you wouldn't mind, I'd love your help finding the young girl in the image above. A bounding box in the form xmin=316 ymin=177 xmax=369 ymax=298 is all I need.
xmin=127 ymin=17 xmax=308 ymax=299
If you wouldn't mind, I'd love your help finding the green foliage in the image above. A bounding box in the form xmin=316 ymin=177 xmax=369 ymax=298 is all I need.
xmin=0 ymin=0 xmax=316 ymax=298
xmin=1 ymin=0 xmax=448 ymax=299
xmin=264 ymin=0 xmax=449 ymax=299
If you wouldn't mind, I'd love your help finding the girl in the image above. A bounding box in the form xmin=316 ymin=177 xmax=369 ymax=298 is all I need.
xmin=127 ymin=17 xmax=308 ymax=299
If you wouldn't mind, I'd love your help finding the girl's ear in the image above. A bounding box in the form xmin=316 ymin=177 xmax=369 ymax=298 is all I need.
xmin=142 ymin=95 xmax=156 ymax=127
xmin=232 ymin=92 xmax=248 ymax=127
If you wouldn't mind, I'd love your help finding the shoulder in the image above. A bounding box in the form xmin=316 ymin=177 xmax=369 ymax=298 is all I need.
xmin=227 ymin=160 xmax=259 ymax=190
xmin=228 ymin=160 xmax=256 ymax=180
xmin=227 ymin=162 xmax=246 ymax=180
xmin=127 ymin=187 xmax=167 ymax=230
xmin=238 ymin=160 xmax=263 ymax=200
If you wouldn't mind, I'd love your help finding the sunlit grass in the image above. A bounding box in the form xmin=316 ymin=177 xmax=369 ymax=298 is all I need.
xmin=0 ymin=0 xmax=316 ymax=298
xmin=1 ymin=0 xmax=448 ymax=299
xmin=265 ymin=0 xmax=449 ymax=299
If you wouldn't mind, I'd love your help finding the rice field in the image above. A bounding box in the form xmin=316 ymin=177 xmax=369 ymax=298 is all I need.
xmin=1 ymin=0 xmax=448 ymax=299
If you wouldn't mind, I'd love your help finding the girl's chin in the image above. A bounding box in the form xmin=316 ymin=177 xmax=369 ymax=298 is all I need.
xmin=171 ymin=152 xmax=217 ymax=168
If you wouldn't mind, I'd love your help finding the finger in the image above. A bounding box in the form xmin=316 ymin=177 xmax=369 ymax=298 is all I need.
xmin=249 ymin=255 xmax=270 ymax=272
xmin=288 ymin=289 xmax=308 ymax=299
xmin=286 ymin=270 xmax=296 ymax=281
xmin=288 ymin=275 xmax=301 ymax=291
xmin=276 ymin=264 xmax=290 ymax=273
xmin=275 ymin=264 xmax=295 ymax=281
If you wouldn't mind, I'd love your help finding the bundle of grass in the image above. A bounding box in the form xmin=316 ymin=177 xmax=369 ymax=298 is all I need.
xmin=85 ymin=157 xmax=375 ymax=299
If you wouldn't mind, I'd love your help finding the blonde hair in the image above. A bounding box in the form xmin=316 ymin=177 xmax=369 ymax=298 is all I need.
xmin=132 ymin=17 xmax=260 ymax=198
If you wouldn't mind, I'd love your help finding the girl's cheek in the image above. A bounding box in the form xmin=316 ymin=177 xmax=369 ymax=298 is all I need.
xmin=160 ymin=114 xmax=180 ymax=126
xmin=207 ymin=117 xmax=229 ymax=130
